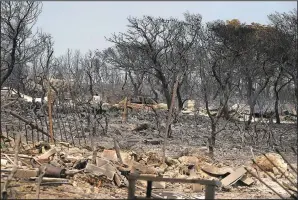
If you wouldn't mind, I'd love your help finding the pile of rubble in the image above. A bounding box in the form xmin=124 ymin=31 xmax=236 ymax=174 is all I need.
xmin=1 ymin=135 xmax=297 ymax=199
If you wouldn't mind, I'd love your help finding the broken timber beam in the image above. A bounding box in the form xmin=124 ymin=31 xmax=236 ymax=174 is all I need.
xmin=128 ymin=173 xmax=221 ymax=200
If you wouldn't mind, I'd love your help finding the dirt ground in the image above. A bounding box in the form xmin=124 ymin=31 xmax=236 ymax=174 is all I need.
xmin=1 ymin=109 xmax=297 ymax=199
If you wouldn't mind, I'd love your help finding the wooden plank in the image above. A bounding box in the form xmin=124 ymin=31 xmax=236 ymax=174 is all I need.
xmin=139 ymin=174 xmax=166 ymax=189
xmin=2 ymin=169 xmax=39 ymax=178
xmin=205 ymin=185 xmax=215 ymax=199
xmin=239 ymin=175 xmax=254 ymax=186
xmin=129 ymin=174 xmax=221 ymax=186
xmin=34 ymin=148 xmax=57 ymax=163
xmin=29 ymin=177 xmax=69 ymax=182
xmin=96 ymin=157 xmax=109 ymax=167
xmin=84 ymin=163 xmax=115 ymax=180
xmin=101 ymin=150 xmax=118 ymax=162
xmin=15 ymin=169 xmax=39 ymax=178
xmin=128 ymin=176 xmax=136 ymax=199
xmin=221 ymin=167 xmax=246 ymax=187
xmin=201 ymin=164 xmax=233 ymax=176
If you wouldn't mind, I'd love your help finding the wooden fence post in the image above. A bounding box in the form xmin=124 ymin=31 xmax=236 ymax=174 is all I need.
xmin=205 ymin=185 xmax=215 ymax=199
xmin=146 ymin=181 xmax=152 ymax=198
xmin=48 ymin=88 xmax=54 ymax=144
xmin=128 ymin=175 xmax=136 ymax=199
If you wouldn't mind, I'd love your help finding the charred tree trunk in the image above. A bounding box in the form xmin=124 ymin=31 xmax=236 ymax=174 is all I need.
xmin=208 ymin=123 xmax=216 ymax=158
xmin=157 ymin=71 xmax=171 ymax=109
xmin=162 ymin=74 xmax=181 ymax=164
xmin=246 ymin=99 xmax=256 ymax=128
xmin=246 ymin=74 xmax=270 ymax=128
xmin=148 ymin=77 xmax=159 ymax=102
xmin=274 ymin=81 xmax=281 ymax=124
xmin=86 ymin=72 xmax=94 ymax=103
xmin=163 ymin=85 xmax=171 ymax=110
xmin=152 ymin=89 xmax=159 ymax=102
xmin=218 ymin=94 xmax=229 ymax=120
xmin=211 ymin=62 xmax=230 ymax=119
xmin=273 ymin=67 xmax=292 ymax=124
xmin=222 ymin=104 xmax=229 ymax=120
xmin=128 ymin=71 xmax=141 ymax=96
xmin=201 ymin=66 xmax=217 ymax=159
xmin=176 ymin=84 xmax=184 ymax=111
xmin=222 ymin=87 xmax=230 ymax=119
xmin=166 ymin=77 xmax=180 ymax=138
